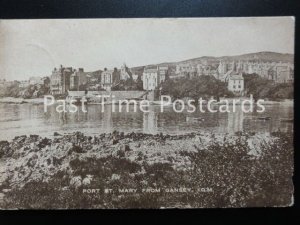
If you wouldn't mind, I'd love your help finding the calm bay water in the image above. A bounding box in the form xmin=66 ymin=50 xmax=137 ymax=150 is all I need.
xmin=0 ymin=102 xmax=294 ymax=140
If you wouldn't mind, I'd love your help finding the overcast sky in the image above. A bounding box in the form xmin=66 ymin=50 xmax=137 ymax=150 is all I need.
xmin=0 ymin=17 xmax=294 ymax=80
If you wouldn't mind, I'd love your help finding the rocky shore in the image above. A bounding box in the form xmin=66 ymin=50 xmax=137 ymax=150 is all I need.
xmin=0 ymin=131 xmax=293 ymax=209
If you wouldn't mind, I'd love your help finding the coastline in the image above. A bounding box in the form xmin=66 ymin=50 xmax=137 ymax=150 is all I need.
xmin=0 ymin=97 xmax=45 ymax=105
xmin=0 ymin=130 xmax=293 ymax=208
xmin=0 ymin=96 xmax=294 ymax=106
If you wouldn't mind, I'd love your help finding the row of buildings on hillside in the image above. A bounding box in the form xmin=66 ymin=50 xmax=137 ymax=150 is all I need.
xmin=175 ymin=63 xmax=216 ymax=78
xmin=143 ymin=63 xmax=244 ymax=95
xmin=175 ymin=60 xmax=294 ymax=83
xmin=47 ymin=59 xmax=294 ymax=96
xmin=217 ymin=60 xmax=294 ymax=83
xmin=217 ymin=61 xmax=293 ymax=95
xmin=49 ymin=64 xmax=141 ymax=95
xmin=142 ymin=66 xmax=168 ymax=90
xmin=172 ymin=60 xmax=294 ymax=96
xmin=0 ymin=77 xmax=50 ymax=89
xmin=5 ymin=59 xmax=291 ymax=97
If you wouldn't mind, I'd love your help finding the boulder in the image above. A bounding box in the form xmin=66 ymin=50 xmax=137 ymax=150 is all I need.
xmin=53 ymin=132 xmax=62 ymax=136
xmin=70 ymin=176 xmax=82 ymax=188
xmin=68 ymin=144 xmax=85 ymax=154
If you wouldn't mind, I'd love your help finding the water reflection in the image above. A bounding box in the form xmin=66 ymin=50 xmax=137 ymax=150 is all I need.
xmin=227 ymin=106 xmax=244 ymax=133
xmin=143 ymin=110 xmax=158 ymax=134
xmin=0 ymin=102 xmax=293 ymax=140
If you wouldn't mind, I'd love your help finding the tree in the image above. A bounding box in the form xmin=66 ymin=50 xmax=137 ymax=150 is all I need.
xmin=161 ymin=75 xmax=233 ymax=102
xmin=243 ymin=73 xmax=293 ymax=100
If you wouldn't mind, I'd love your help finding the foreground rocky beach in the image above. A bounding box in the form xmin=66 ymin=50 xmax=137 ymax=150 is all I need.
xmin=0 ymin=131 xmax=293 ymax=209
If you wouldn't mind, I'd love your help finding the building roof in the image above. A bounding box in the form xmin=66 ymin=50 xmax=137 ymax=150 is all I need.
xmin=102 ymin=70 xmax=114 ymax=74
xmin=67 ymin=91 xmax=86 ymax=97
xmin=158 ymin=66 xmax=168 ymax=70
xmin=144 ymin=66 xmax=158 ymax=73
xmin=229 ymin=74 xmax=244 ymax=80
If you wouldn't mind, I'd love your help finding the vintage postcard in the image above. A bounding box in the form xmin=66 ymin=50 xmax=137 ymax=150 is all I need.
xmin=0 ymin=17 xmax=294 ymax=209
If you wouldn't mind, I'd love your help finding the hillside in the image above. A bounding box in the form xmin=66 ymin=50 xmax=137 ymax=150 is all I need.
xmin=217 ymin=52 xmax=294 ymax=63
xmin=98 ymin=52 xmax=293 ymax=76
xmin=178 ymin=52 xmax=294 ymax=65
xmin=133 ymin=52 xmax=294 ymax=71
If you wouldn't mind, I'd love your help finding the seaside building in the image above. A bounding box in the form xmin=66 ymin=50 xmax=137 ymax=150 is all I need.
xmin=86 ymin=70 xmax=102 ymax=90
xmin=271 ymin=63 xmax=294 ymax=83
xmin=217 ymin=60 xmax=294 ymax=83
xmin=101 ymin=68 xmax=113 ymax=91
xmin=217 ymin=61 xmax=236 ymax=75
xmin=142 ymin=66 xmax=168 ymax=91
xmin=70 ymin=68 xmax=90 ymax=91
xmin=227 ymin=72 xmax=244 ymax=96
xmin=112 ymin=68 xmax=121 ymax=84
xmin=175 ymin=63 xmax=197 ymax=78
xmin=143 ymin=66 xmax=158 ymax=91
xmin=158 ymin=66 xmax=168 ymax=82
xmin=50 ymin=65 xmax=73 ymax=95
xmin=197 ymin=64 xmax=216 ymax=76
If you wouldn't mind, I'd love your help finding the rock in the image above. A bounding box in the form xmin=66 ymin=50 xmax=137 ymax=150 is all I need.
xmin=61 ymin=186 xmax=69 ymax=191
xmin=121 ymin=144 xmax=131 ymax=152
xmin=68 ymin=144 xmax=85 ymax=154
xmin=54 ymin=132 xmax=62 ymax=136
xmin=1 ymin=130 xmax=286 ymax=194
xmin=119 ymin=132 xmax=125 ymax=139
xmin=116 ymin=149 xmax=125 ymax=158
xmin=135 ymin=142 xmax=141 ymax=148
xmin=0 ymin=141 xmax=10 ymax=157
xmin=52 ymin=156 xmax=63 ymax=166
xmin=70 ymin=176 xmax=82 ymax=188
xmin=0 ymin=141 xmax=9 ymax=148
xmin=38 ymin=138 xmax=51 ymax=148
xmin=0 ymin=193 xmax=4 ymax=201
xmin=2 ymin=189 xmax=11 ymax=193
xmin=13 ymin=135 xmax=27 ymax=143
xmin=247 ymin=133 xmax=273 ymax=156
xmin=111 ymin=174 xmax=121 ymax=180
xmin=29 ymin=135 xmax=39 ymax=142
xmin=26 ymin=154 xmax=38 ymax=167
xmin=82 ymin=175 xmax=93 ymax=186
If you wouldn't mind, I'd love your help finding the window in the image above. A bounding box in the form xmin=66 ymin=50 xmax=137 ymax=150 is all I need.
xmin=238 ymin=85 xmax=241 ymax=88
xmin=233 ymin=85 xmax=236 ymax=89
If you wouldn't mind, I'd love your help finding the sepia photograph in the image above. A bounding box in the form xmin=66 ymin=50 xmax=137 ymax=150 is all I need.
xmin=0 ymin=17 xmax=294 ymax=209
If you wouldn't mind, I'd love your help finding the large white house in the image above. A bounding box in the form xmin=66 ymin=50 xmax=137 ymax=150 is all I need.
xmin=227 ymin=73 xmax=244 ymax=95
xmin=101 ymin=69 xmax=113 ymax=91
xmin=143 ymin=66 xmax=168 ymax=90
